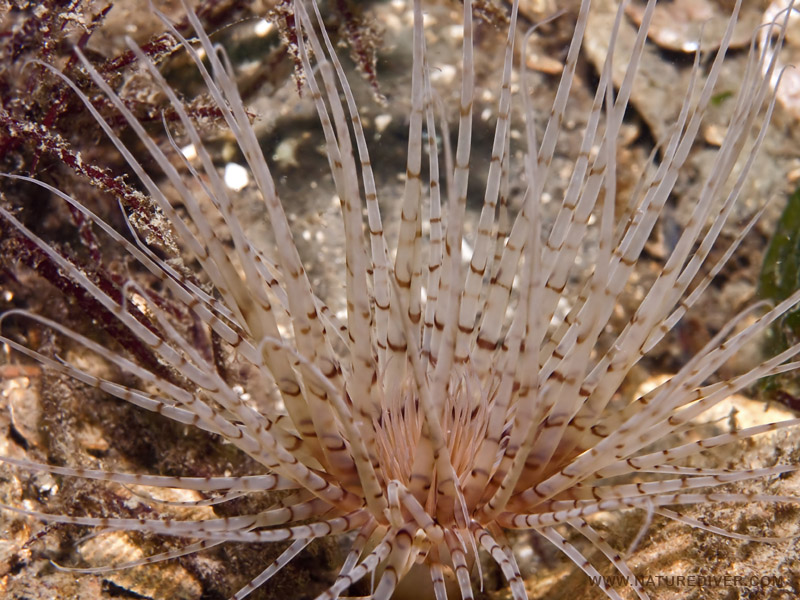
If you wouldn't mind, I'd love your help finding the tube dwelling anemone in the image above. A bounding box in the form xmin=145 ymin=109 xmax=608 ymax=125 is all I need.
xmin=1 ymin=0 xmax=800 ymax=598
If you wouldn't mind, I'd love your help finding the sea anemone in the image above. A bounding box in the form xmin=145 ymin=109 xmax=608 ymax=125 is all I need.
xmin=1 ymin=0 xmax=799 ymax=599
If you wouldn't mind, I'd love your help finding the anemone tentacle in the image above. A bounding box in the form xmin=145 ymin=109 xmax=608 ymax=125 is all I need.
xmin=1 ymin=0 xmax=799 ymax=599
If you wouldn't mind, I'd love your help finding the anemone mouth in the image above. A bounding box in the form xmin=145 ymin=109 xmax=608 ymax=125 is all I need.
xmin=1 ymin=0 xmax=800 ymax=599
